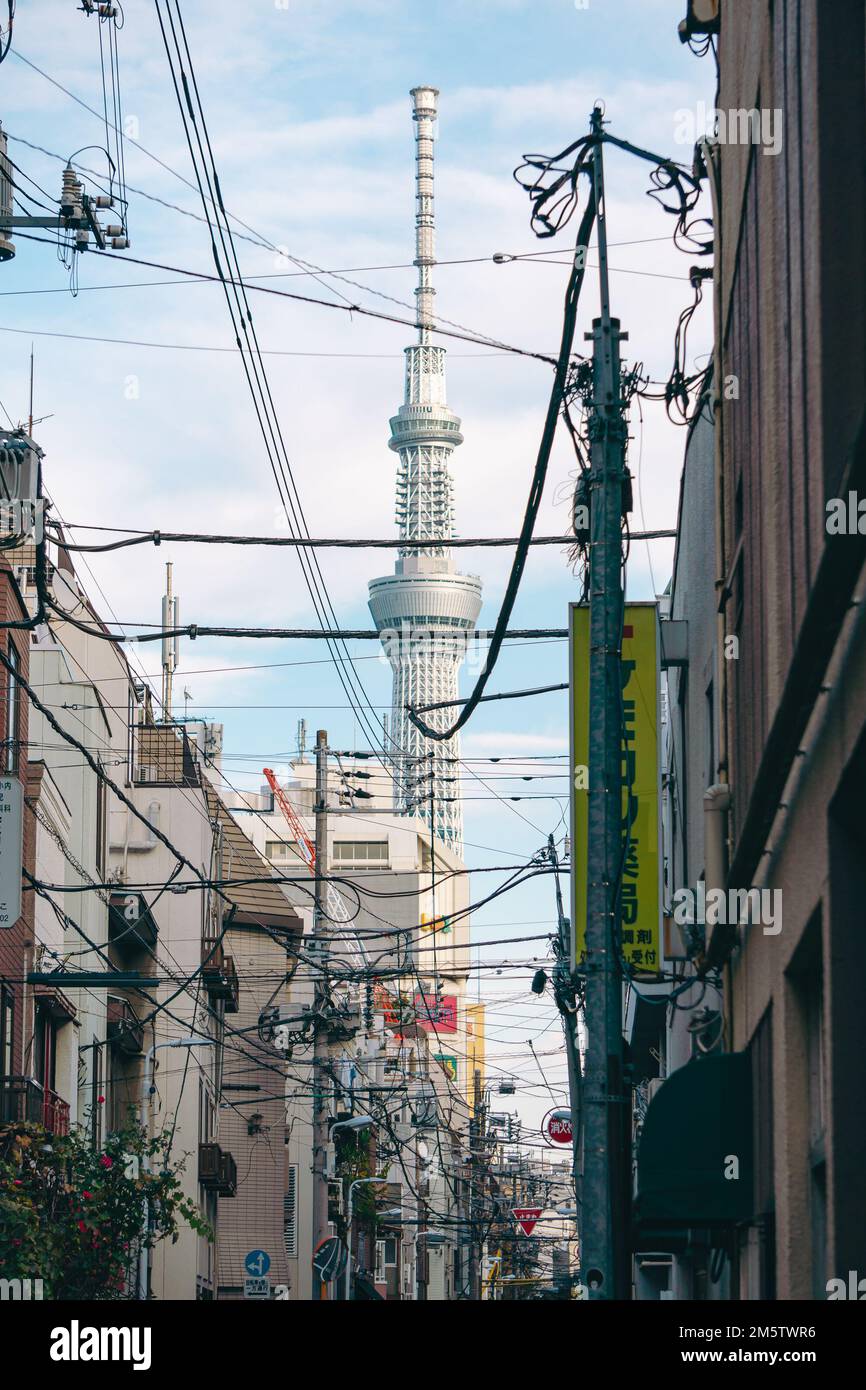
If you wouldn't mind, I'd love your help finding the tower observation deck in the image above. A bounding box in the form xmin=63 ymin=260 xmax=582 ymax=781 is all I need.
xmin=368 ymin=86 xmax=482 ymax=852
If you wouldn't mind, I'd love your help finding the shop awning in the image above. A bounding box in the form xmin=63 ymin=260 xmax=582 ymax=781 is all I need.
xmin=633 ymin=1052 xmax=753 ymax=1235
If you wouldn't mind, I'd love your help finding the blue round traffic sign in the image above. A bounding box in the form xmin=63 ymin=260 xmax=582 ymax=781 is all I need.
xmin=245 ymin=1249 xmax=271 ymax=1277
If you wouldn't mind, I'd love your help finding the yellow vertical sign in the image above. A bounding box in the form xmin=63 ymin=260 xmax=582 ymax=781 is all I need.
xmin=569 ymin=602 xmax=661 ymax=975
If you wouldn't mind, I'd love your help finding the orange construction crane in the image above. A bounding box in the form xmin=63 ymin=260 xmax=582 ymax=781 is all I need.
xmin=263 ymin=767 xmax=316 ymax=866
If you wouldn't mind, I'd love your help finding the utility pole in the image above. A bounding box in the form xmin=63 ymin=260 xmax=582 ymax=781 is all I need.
xmin=581 ymin=104 xmax=630 ymax=1301
xmin=468 ymin=1066 xmax=484 ymax=1300
xmin=548 ymin=834 xmax=583 ymax=1223
xmin=312 ymin=728 xmax=331 ymax=1299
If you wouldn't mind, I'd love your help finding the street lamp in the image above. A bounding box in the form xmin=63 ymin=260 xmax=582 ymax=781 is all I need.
xmin=330 ymin=1115 xmax=374 ymax=1138
xmin=140 ymin=1036 xmax=217 ymax=1126
xmin=138 ymin=1037 xmax=217 ymax=1301
xmin=344 ymin=1173 xmax=385 ymax=1303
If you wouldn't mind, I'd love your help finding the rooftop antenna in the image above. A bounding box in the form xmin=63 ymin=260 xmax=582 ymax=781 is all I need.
xmin=183 ymin=686 xmax=192 ymax=721
xmin=297 ymin=717 xmax=307 ymax=762
xmin=161 ymin=562 xmax=180 ymax=722
xmin=28 ymin=345 xmax=34 ymax=437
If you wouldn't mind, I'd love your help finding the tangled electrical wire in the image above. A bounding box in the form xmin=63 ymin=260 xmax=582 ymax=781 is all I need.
xmin=515 ymin=122 xmax=711 ymax=256
xmin=521 ymin=117 xmax=715 ymax=440
xmin=514 ymin=132 xmax=597 ymax=239
xmin=0 ymin=1 xmax=13 ymax=65
xmin=635 ymin=267 xmax=713 ymax=424
xmin=561 ymin=357 xmax=642 ymax=588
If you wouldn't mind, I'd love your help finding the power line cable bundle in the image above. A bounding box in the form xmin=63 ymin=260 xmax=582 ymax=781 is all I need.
xmin=151 ymin=0 xmax=395 ymax=774
xmin=406 ymin=169 xmax=599 ymax=744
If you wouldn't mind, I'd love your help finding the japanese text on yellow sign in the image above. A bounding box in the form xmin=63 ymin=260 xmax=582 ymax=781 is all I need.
xmin=569 ymin=603 xmax=661 ymax=974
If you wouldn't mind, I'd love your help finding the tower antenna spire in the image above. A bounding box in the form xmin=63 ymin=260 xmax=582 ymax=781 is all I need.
xmin=411 ymin=85 xmax=438 ymax=346
xmin=369 ymin=87 xmax=482 ymax=852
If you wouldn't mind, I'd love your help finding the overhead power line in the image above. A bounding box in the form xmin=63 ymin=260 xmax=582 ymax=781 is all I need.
xmin=406 ymin=171 xmax=599 ymax=743
xmin=9 ymin=230 xmax=557 ymax=364
xmin=46 ymin=522 xmax=675 ymax=554
xmin=413 ymin=681 xmax=569 ymax=714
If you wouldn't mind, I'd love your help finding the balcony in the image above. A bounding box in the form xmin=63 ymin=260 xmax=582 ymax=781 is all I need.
xmin=108 ymin=892 xmax=159 ymax=956
xmin=133 ymin=723 xmax=199 ymax=788
xmin=0 ymin=1077 xmax=69 ymax=1135
xmin=107 ymin=995 xmax=144 ymax=1055
xmin=198 ymin=1142 xmax=237 ymax=1197
xmin=201 ymin=940 xmax=239 ymax=1013
xmin=0 ymin=1075 xmax=42 ymax=1124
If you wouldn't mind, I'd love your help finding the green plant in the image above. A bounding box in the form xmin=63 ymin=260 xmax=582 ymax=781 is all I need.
xmin=0 ymin=1109 xmax=211 ymax=1300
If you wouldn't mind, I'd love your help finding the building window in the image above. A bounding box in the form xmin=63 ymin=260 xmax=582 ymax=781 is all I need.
xmin=375 ymin=1237 xmax=398 ymax=1282
xmin=34 ymin=1001 xmax=56 ymax=1097
xmin=199 ymin=1078 xmax=214 ymax=1144
xmin=284 ymin=1163 xmax=298 ymax=1258
xmin=333 ymin=840 xmax=389 ymax=866
xmin=90 ymin=1043 xmax=103 ymax=1147
xmin=0 ymin=984 xmax=14 ymax=1079
xmin=805 ymin=969 xmax=827 ymax=1298
xmin=4 ymin=641 xmax=19 ymax=773
xmin=264 ymin=839 xmax=303 ymax=862
xmin=749 ymin=1007 xmax=776 ymax=1299
xmin=95 ymin=764 xmax=107 ymax=877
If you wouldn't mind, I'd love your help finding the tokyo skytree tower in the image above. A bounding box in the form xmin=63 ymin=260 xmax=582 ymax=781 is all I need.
xmin=368 ymin=86 xmax=482 ymax=852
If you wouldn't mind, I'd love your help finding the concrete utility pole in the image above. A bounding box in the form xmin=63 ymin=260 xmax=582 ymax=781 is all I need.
xmin=312 ymin=728 xmax=331 ymax=1299
xmin=581 ymin=104 xmax=630 ymax=1301
xmin=548 ymin=834 xmax=583 ymax=1219
xmin=468 ymin=1066 xmax=484 ymax=1300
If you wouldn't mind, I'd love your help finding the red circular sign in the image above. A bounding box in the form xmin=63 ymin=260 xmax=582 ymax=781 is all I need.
xmin=544 ymin=1109 xmax=573 ymax=1146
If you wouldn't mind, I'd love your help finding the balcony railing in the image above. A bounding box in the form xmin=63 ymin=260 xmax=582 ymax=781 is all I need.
xmin=0 ymin=1075 xmax=42 ymax=1124
xmin=201 ymin=941 xmax=239 ymax=1013
xmin=42 ymin=1087 xmax=70 ymax=1137
xmin=107 ymin=995 xmax=144 ymax=1055
xmin=0 ymin=1076 xmax=69 ymax=1135
xmin=133 ymin=723 xmax=199 ymax=788
xmin=198 ymin=1142 xmax=237 ymax=1197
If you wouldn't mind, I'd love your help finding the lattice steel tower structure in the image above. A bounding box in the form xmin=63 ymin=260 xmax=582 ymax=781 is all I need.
xmin=369 ymin=86 xmax=482 ymax=852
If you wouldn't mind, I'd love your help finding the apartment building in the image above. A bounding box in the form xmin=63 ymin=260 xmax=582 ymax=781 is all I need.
xmin=102 ymin=720 xmax=302 ymax=1300
xmin=225 ymin=757 xmax=477 ymax=1100
xmin=635 ymin=0 xmax=866 ymax=1302
xmin=0 ymin=555 xmax=39 ymax=1131
xmin=3 ymin=476 xmax=307 ymax=1299
xmin=709 ymin=0 xmax=866 ymax=1302
xmin=631 ymin=392 xmax=731 ymax=1300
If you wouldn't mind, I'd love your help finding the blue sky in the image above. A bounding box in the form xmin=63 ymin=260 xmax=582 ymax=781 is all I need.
xmin=1 ymin=0 xmax=713 ymax=1128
